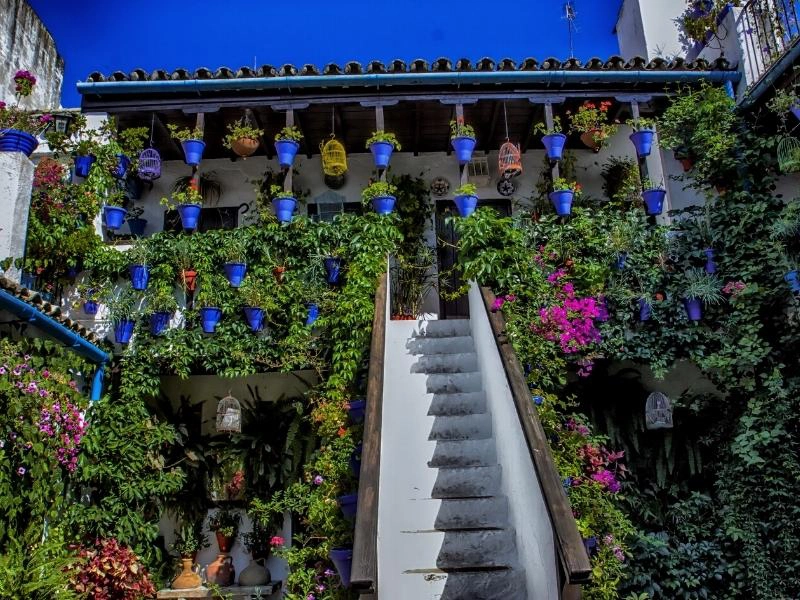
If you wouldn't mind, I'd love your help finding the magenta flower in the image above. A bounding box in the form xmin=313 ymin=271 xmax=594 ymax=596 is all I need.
xmin=323 ymin=568 xmax=335 ymax=577
xmin=313 ymin=475 xmax=324 ymax=485
xmin=270 ymin=536 xmax=285 ymax=547
xmin=613 ymin=546 xmax=625 ymax=562
xmin=591 ymin=469 xmax=621 ymax=493
xmin=41 ymin=370 xmax=50 ymax=379
xmin=16 ymin=467 xmax=25 ymax=476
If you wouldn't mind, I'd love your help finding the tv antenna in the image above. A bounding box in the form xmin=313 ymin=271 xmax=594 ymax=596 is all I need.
xmin=564 ymin=1 xmax=577 ymax=59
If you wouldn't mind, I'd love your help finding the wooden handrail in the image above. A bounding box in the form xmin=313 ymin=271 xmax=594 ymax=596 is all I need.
xmin=350 ymin=271 xmax=388 ymax=595
xmin=479 ymin=286 xmax=592 ymax=589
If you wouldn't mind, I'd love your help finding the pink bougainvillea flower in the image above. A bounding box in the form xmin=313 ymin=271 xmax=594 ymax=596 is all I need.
xmin=270 ymin=536 xmax=285 ymax=547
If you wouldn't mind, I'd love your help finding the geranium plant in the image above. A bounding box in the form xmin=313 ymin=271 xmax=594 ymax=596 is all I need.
xmin=568 ymin=100 xmax=618 ymax=149
xmin=552 ymin=177 xmax=582 ymax=194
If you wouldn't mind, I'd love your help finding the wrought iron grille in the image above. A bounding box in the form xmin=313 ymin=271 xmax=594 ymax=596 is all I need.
xmin=740 ymin=0 xmax=800 ymax=86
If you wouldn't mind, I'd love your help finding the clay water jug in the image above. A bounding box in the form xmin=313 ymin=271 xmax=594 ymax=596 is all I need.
xmin=206 ymin=554 xmax=234 ymax=586
xmin=238 ymin=557 xmax=271 ymax=586
xmin=172 ymin=557 xmax=202 ymax=589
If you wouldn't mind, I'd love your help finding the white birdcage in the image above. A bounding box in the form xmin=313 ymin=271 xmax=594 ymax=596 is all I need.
xmin=215 ymin=393 xmax=242 ymax=434
xmin=645 ymin=391 xmax=673 ymax=430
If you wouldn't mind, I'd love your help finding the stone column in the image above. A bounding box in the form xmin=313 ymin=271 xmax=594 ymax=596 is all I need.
xmin=0 ymin=151 xmax=35 ymax=283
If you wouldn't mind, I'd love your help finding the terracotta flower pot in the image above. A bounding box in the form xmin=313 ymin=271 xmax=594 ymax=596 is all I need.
xmin=273 ymin=266 xmax=286 ymax=283
xmin=231 ymin=137 xmax=259 ymax=158
xmin=215 ymin=531 xmax=235 ymax=553
xmin=171 ymin=557 xmax=202 ymax=590
xmin=181 ymin=269 xmax=198 ymax=292
xmin=679 ymin=157 xmax=694 ymax=172
xmin=580 ymin=129 xmax=603 ymax=152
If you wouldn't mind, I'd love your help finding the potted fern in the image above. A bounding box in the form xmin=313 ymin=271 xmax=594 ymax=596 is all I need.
xmin=168 ymin=124 xmax=205 ymax=166
xmin=274 ymin=126 xmax=303 ymax=168
xmin=450 ymin=120 xmax=477 ymax=164
xmin=453 ymin=183 xmax=478 ymax=217
xmin=361 ymin=181 xmax=397 ymax=215
xmin=223 ymin=117 xmax=263 ymax=158
xmin=162 ymin=187 xmax=204 ymax=232
xmin=366 ymin=130 xmax=401 ymax=168
xmin=533 ymin=117 xmax=567 ymax=161
xmin=682 ymin=268 xmax=722 ymax=321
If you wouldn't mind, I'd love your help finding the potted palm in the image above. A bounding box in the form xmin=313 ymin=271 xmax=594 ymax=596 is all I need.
xmin=366 ymin=130 xmax=401 ymax=168
xmin=168 ymin=124 xmax=205 ymax=166
xmin=223 ymin=117 xmax=263 ymax=158
xmin=628 ymin=117 xmax=657 ymax=157
xmin=105 ymin=285 xmax=138 ymax=345
xmin=270 ymin=184 xmax=297 ymax=223
xmin=641 ymin=178 xmax=667 ymax=216
xmin=222 ymin=235 xmax=248 ymax=288
xmin=569 ymin=100 xmax=618 ymax=151
xmin=682 ymin=268 xmax=722 ymax=321
xmin=162 ymin=187 xmax=204 ymax=232
xmin=533 ymin=117 xmax=567 ymax=161
xmin=127 ymin=242 xmax=150 ymax=291
xmin=453 ymin=183 xmax=478 ymax=217
xmin=361 ymin=181 xmax=397 ymax=215
xmin=549 ymin=177 xmax=581 ymax=216
xmin=145 ymin=283 xmax=177 ymax=335
xmin=450 ymin=120 xmax=477 ymax=164
xmin=274 ymin=125 xmax=303 ymax=168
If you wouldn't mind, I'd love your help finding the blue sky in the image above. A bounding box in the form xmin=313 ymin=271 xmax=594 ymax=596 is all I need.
xmin=29 ymin=0 xmax=622 ymax=107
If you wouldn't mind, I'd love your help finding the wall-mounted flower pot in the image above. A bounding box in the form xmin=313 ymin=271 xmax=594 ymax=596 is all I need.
xmin=596 ymin=298 xmax=609 ymax=322
xmin=629 ymin=129 xmax=655 ymax=157
xmin=329 ymin=547 xmax=353 ymax=588
xmin=372 ymin=195 xmax=396 ymax=215
xmin=114 ymin=319 xmax=135 ymax=344
xmin=306 ymin=302 xmax=319 ymax=326
xmin=243 ymin=306 xmax=264 ymax=332
xmin=324 ymin=257 xmax=343 ymax=284
xmin=348 ymin=399 xmax=366 ymax=423
xmin=792 ymin=104 xmax=800 ymax=121
xmin=224 ymin=262 xmax=247 ymax=287
xmin=349 ymin=442 xmax=362 ymax=476
xmin=129 ymin=264 xmax=150 ymax=290
xmin=583 ymin=536 xmax=598 ymax=557
xmin=273 ymin=266 xmax=286 ymax=283
xmin=112 ymin=154 xmax=130 ymax=179
xmin=177 ymin=203 xmax=202 ymax=231
xmin=369 ymin=141 xmax=394 ymax=168
xmin=83 ymin=300 xmax=99 ymax=316
xmin=704 ymin=248 xmax=717 ymax=274
xmin=642 ymin=188 xmax=666 ymax=216
xmin=451 ymin=136 xmax=476 ymax=164
xmin=149 ymin=311 xmax=171 ymax=335
xmin=275 ymin=139 xmax=299 ymax=168
xmin=127 ymin=218 xmax=147 ymax=236
xmin=0 ymin=129 xmax=39 ymax=157
xmin=580 ymin=129 xmax=602 ymax=152
xmin=615 ymin=252 xmax=627 ymax=270
xmin=338 ymin=494 xmax=358 ymax=520
xmin=785 ymin=270 xmax=800 ymax=294
xmin=638 ymin=299 xmax=651 ymax=322
xmin=549 ymin=190 xmax=574 ymax=216
xmin=181 ymin=269 xmax=198 ymax=292
xmin=181 ymin=139 xmax=205 ymax=166
xmin=200 ymin=307 xmax=222 ymax=333
xmin=74 ymin=154 xmax=95 ymax=178
xmin=454 ymin=194 xmax=478 ymax=218
xmin=231 ymin=137 xmax=259 ymax=158
xmin=272 ymin=197 xmax=296 ymax=223
xmin=542 ymin=133 xmax=567 ymax=161
xmin=683 ymin=297 xmax=703 ymax=321
xmin=103 ymin=206 xmax=127 ymax=230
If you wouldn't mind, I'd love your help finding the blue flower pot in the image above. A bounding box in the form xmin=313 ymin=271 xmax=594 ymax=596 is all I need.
xmin=324 ymin=257 xmax=343 ymax=284
xmin=329 ymin=547 xmax=353 ymax=588
xmin=638 ymin=299 xmax=651 ymax=322
xmin=306 ymin=302 xmax=319 ymax=326
xmin=0 ymin=129 xmax=39 ymax=157
xmin=127 ymin=217 xmax=147 ymax=236
xmin=200 ymin=307 xmax=222 ymax=333
xmin=372 ymin=195 xmax=396 ymax=215
xmin=454 ymin=194 xmax=478 ymax=217
xmin=149 ymin=311 xmax=171 ymax=335
xmin=338 ymin=494 xmax=358 ymax=520
xmin=704 ymin=248 xmax=717 ymax=274
xmin=20 ymin=272 xmax=35 ymax=289
xmin=369 ymin=141 xmax=394 ymax=168
xmin=114 ymin=319 xmax=135 ymax=344
xmin=83 ymin=300 xmax=99 ymax=316
xmin=243 ymin=306 xmax=265 ymax=332
xmin=181 ymin=139 xmax=205 ymax=166
xmin=348 ymin=399 xmax=366 ymax=423
xmin=785 ymin=270 xmax=800 ymax=294
xmin=112 ymin=154 xmax=130 ymax=179
xmin=615 ymin=252 xmax=627 ymax=270
xmin=74 ymin=154 xmax=95 ymax=178
xmin=549 ymin=190 xmax=574 ymax=216
xmin=272 ymin=197 xmax=296 ymax=223
xmin=103 ymin=206 xmax=127 ymax=230
xmin=451 ymin=136 xmax=476 ymax=164
xmin=275 ymin=139 xmax=299 ymax=168
xmin=792 ymin=105 xmax=800 ymax=121
xmin=177 ymin=203 xmax=202 ymax=231
xmin=683 ymin=297 xmax=703 ymax=321
xmin=224 ymin=262 xmax=247 ymax=287
xmin=583 ymin=536 xmax=598 ymax=557
xmin=642 ymin=188 xmax=666 ymax=216
xmin=129 ymin=264 xmax=150 ymax=290
xmin=542 ymin=133 xmax=567 ymax=161
xmin=349 ymin=442 xmax=362 ymax=476
xmin=630 ymin=129 xmax=655 ymax=157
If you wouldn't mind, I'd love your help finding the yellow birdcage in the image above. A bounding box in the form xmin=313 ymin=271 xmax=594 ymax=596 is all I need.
xmin=320 ymin=135 xmax=347 ymax=177
xmin=498 ymin=141 xmax=523 ymax=179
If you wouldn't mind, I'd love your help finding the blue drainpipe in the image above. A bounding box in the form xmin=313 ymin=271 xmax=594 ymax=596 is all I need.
xmin=0 ymin=288 xmax=110 ymax=401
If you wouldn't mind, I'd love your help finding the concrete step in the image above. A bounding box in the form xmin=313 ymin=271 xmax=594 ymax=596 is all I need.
xmin=412 ymin=352 xmax=479 ymax=374
xmin=439 ymin=568 xmax=527 ymax=600
xmin=428 ymin=392 xmax=487 ymax=416
xmin=428 ymin=438 xmax=497 ymax=468
xmin=426 ymin=372 xmax=483 ymax=394
xmin=415 ymin=319 xmax=471 ymax=338
xmin=432 ymin=465 xmax=502 ymax=499
xmin=406 ymin=335 xmax=475 ymax=355
xmin=429 ymin=414 xmax=493 ymax=441
xmin=433 ymin=496 xmax=509 ymax=531
xmin=436 ymin=528 xmax=518 ymax=570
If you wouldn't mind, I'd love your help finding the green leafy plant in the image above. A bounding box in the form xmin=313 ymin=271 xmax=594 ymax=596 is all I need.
xmin=601 ymin=157 xmax=642 ymax=204
xmin=167 ymin=123 xmax=203 ymax=142
xmin=171 ymin=520 xmax=209 ymax=558
xmin=172 ymin=172 xmax=221 ymax=204
xmin=365 ymin=130 xmax=401 ymax=150
xmin=449 ymin=119 xmax=475 ymax=139
xmin=274 ymin=126 xmax=303 ymax=143
xmin=223 ymin=118 xmax=263 ymax=149
xmin=552 ymin=177 xmax=582 ymax=194
xmin=208 ymin=510 xmax=241 ymax=538
xmin=683 ymin=268 xmax=723 ymax=304
xmin=104 ymin=284 xmax=139 ymax=324
xmin=453 ymin=182 xmax=477 ymax=197
xmin=361 ymin=181 xmax=397 ymax=204
xmin=641 ymin=178 xmax=665 ymax=191
xmin=145 ymin=282 xmax=178 ymax=315
xmin=161 ymin=187 xmax=204 ymax=210
xmin=532 ymin=116 xmax=564 ymax=136
xmin=626 ymin=117 xmax=657 ymax=131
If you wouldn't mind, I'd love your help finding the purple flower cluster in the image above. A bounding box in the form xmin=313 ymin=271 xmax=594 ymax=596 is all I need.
xmin=591 ymin=469 xmax=621 ymax=493
xmin=38 ymin=401 xmax=87 ymax=472
xmin=491 ymin=294 xmax=517 ymax=312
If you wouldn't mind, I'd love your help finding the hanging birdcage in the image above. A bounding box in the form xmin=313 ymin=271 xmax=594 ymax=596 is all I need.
xmin=321 ymin=136 xmax=347 ymax=177
xmin=498 ymin=141 xmax=523 ymax=179
xmin=215 ymin=393 xmax=242 ymax=434
xmin=778 ymin=136 xmax=800 ymax=173
xmin=645 ymin=391 xmax=673 ymax=430
xmin=138 ymin=148 xmax=162 ymax=181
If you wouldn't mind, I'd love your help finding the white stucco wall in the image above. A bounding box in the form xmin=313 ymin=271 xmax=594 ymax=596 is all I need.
xmin=616 ymin=0 xmax=688 ymax=60
xmin=0 ymin=151 xmax=34 ymax=283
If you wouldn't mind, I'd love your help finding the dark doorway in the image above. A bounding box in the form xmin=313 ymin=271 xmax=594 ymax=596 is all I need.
xmin=436 ymin=199 xmax=511 ymax=319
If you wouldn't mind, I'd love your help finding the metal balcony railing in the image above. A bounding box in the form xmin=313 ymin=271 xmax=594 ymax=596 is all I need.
xmin=740 ymin=0 xmax=800 ymax=87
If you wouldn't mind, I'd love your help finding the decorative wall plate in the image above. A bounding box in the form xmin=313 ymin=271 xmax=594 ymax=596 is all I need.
xmin=430 ymin=176 xmax=450 ymax=197
xmin=497 ymin=178 xmax=516 ymax=196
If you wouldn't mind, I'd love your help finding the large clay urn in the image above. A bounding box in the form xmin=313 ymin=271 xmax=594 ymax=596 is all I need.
xmin=171 ymin=557 xmax=202 ymax=590
xmin=206 ymin=554 xmax=234 ymax=586
xmin=238 ymin=557 xmax=271 ymax=586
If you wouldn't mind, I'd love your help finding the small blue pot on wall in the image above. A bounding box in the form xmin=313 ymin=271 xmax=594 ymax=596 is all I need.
xmin=181 ymin=140 xmax=205 ymax=166
xmin=785 ymin=270 xmax=800 ymax=294
xmin=129 ymin=264 xmax=150 ymax=290
xmin=638 ymin=299 xmax=652 ymax=322
xmin=542 ymin=133 xmax=567 ymax=161
xmin=275 ymin=140 xmax=300 ymax=168
xmin=224 ymin=262 xmax=247 ymax=287
xmin=112 ymin=154 xmax=130 ymax=179
xmin=273 ymin=197 xmax=297 ymax=223
xmin=149 ymin=311 xmax=171 ymax=335
xmin=549 ymin=190 xmax=574 ymax=217
xmin=177 ymin=203 xmax=202 ymax=231
xmin=306 ymin=302 xmax=319 ymax=326
xmin=348 ymin=399 xmax=366 ymax=423
xmin=127 ymin=218 xmax=147 ymax=236
xmin=372 ymin=195 xmax=396 ymax=215
xmin=683 ymin=297 xmax=703 ymax=321
xmin=243 ymin=306 xmax=264 ymax=332
xmin=454 ymin=194 xmax=478 ymax=218
xmin=324 ymin=257 xmax=343 ymax=284
xmin=451 ymin=136 xmax=476 ymax=164
xmin=74 ymin=154 xmax=95 ymax=178
xmin=114 ymin=319 xmax=135 ymax=344
xmin=642 ymin=188 xmax=666 ymax=216
xmin=369 ymin=141 xmax=394 ymax=168
xmin=200 ymin=307 xmax=222 ymax=333
xmin=0 ymin=129 xmax=39 ymax=157
xmin=630 ymin=129 xmax=655 ymax=157
xmin=103 ymin=206 xmax=127 ymax=230
xmin=329 ymin=547 xmax=353 ymax=588
xmin=83 ymin=300 xmax=99 ymax=316
xmin=338 ymin=494 xmax=358 ymax=520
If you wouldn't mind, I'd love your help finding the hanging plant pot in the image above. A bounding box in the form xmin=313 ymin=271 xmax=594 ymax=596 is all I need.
xmin=129 ymin=264 xmax=150 ymax=290
xmin=114 ymin=319 xmax=135 ymax=344
xmin=704 ymin=248 xmax=717 ymax=274
xmin=371 ymin=195 xmax=397 ymax=215
xmin=306 ymin=302 xmax=319 ymax=326
xmin=454 ymin=194 xmax=478 ymax=218
xmin=231 ymin=137 xmax=259 ymax=158
xmin=243 ymin=306 xmax=264 ymax=332
xmin=542 ymin=133 xmax=567 ymax=161
xmin=83 ymin=300 xmax=99 ymax=316
xmin=149 ymin=311 xmax=171 ymax=335
xmin=369 ymin=141 xmax=394 ymax=168
xmin=200 ymin=307 xmax=222 ymax=333
xmin=792 ymin=104 xmax=800 ymax=121
xmin=580 ymin=129 xmax=603 ymax=152
xmin=683 ymin=297 xmax=703 ymax=321
xmin=103 ymin=206 xmax=127 ymax=230
xmin=349 ymin=442 xmax=362 ymax=476
xmin=629 ymin=129 xmax=655 ymax=157
xmin=177 ymin=203 xmax=202 ymax=231
xmin=181 ymin=139 xmax=206 ymax=166
xmin=74 ymin=154 xmax=95 ymax=177
xmin=329 ymin=547 xmax=353 ymax=588
xmin=338 ymin=494 xmax=358 ymax=520
xmin=181 ymin=269 xmax=198 ymax=292
xmin=272 ymin=197 xmax=297 ymax=223
xmin=615 ymin=252 xmax=627 ymax=270
xmin=348 ymin=399 xmax=366 ymax=423
xmin=127 ymin=218 xmax=147 ymax=236
xmin=112 ymin=154 xmax=130 ymax=179
xmin=273 ymin=266 xmax=286 ymax=283
xmin=324 ymin=257 xmax=343 ymax=284
xmin=785 ymin=270 xmax=800 ymax=294
xmin=638 ymin=299 xmax=652 ymax=322
xmin=642 ymin=188 xmax=666 ymax=216
xmin=0 ymin=129 xmax=39 ymax=157
xmin=451 ymin=136 xmax=477 ymax=164
xmin=224 ymin=262 xmax=247 ymax=287
xmin=549 ymin=190 xmax=574 ymax=216
xmin=275 ymin=140 xmax=300 ymax=168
